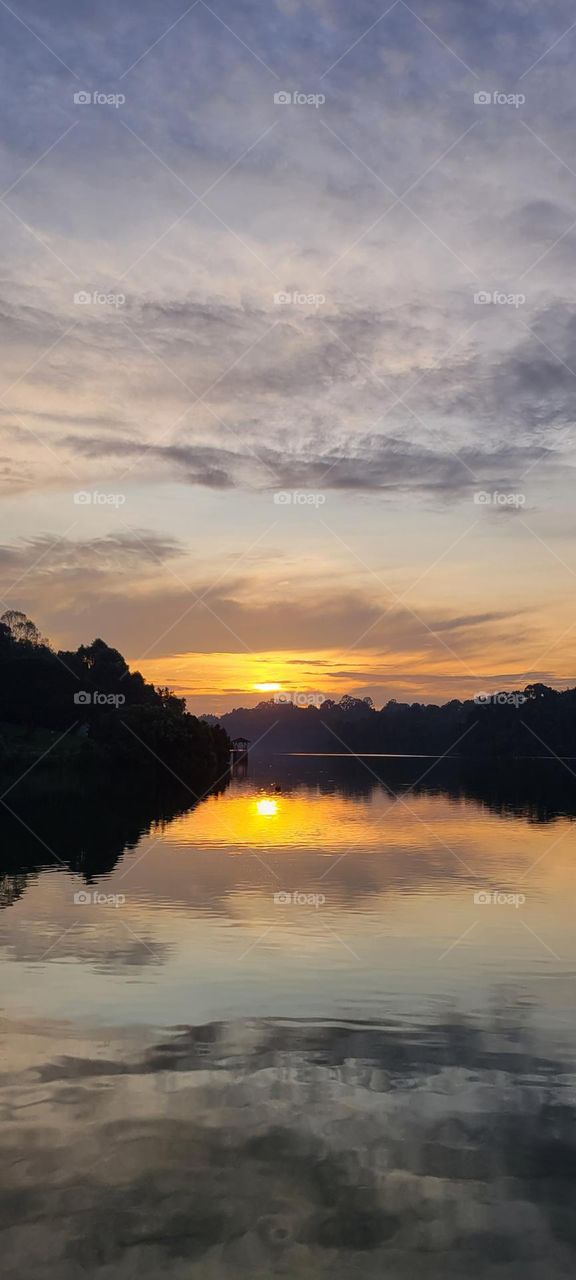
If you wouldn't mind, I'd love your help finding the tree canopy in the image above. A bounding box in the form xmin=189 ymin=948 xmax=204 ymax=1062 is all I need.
xmin=0 ymin=612 xmax=229 ymax=779
xmin=212 ymin=684 xmax=576 ymax=759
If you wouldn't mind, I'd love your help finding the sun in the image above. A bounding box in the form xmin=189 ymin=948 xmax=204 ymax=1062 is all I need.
xmin=253 ymin=682 xmax=282 ymax=692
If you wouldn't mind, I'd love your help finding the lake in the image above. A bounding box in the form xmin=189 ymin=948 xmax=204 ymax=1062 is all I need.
xmin=1 ymin=753 xmax=576 ymax=1279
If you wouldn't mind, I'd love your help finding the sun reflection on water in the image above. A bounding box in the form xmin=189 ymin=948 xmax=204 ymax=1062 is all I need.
xmin=255 ymin=798 xmax=279 ymax=817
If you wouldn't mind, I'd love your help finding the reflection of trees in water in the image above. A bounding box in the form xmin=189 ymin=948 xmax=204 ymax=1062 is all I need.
xmin=1 ymin=757 xmax=574 ymax=916
xmin=0 ymin=772 xmax=230 ymax=888
xmin=5 ymin=1008 xmax=576 ymax=1278
xmin=0 ymin=872 xmax=31 ymax=910
xmin=251 ymin=755 xmax=576 ymax=824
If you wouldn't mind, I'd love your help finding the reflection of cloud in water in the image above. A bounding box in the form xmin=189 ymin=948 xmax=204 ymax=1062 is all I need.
xmin=2 ymin=1011 xmax=576 ymax=1279
xmin=0 ymin=917 xmax=169 ymax=971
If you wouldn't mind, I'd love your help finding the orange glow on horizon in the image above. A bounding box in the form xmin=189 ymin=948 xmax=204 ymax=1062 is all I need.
xmin=133 ymin=646 xmax=571 ymax=715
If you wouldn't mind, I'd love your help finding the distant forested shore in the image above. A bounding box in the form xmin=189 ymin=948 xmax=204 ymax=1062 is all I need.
xmin=207 ymin=685 xmax=576 ymax=759
xmin=0 ymin=611 xmax=230 ymax=785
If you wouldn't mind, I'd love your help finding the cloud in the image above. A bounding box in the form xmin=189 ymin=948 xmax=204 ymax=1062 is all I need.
xmin=1 ymin=0 xmax=575 ymax=701
xmin=0 ymin=529 xmax=184 ymax=584
xmin=2 ymin=555 xmax=529 ymax=664
xmin=2 ymin=286 xmax=575 ymax=504
xmin=57 ymin=426 xmax=565 ymax=499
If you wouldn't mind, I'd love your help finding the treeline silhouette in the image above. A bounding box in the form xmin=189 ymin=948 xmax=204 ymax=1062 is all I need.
xmin=0 ymin=610 xmax=229 ymax=780
xmin=213 ymin=685 xmax=576 ymax=758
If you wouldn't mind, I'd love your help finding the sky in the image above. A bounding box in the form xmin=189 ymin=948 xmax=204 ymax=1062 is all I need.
xmin=1 ymin=0 xmax=576 ymax=711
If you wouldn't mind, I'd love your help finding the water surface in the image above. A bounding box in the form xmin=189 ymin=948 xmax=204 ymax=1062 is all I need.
xmin=1 ymin=755 xmax=575 ymax=1278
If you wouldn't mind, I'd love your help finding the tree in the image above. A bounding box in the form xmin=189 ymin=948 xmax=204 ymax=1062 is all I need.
xmin=75 ymin=638 xmax=129 ymax=685
xmin=0 ymin=610 xmax=48 ymax=649
xmin=524 ymin=683 xmax=555 ymax=702
xmin=0 ymin=612 xmax=230 ymax=778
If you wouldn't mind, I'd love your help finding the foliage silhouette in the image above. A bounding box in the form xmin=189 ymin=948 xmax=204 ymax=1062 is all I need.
xmin=213 ymin=684 xmax=576 ymax=759
xmin=0 ymin=611 xmax=230 ymax=781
